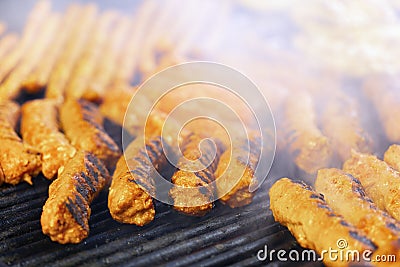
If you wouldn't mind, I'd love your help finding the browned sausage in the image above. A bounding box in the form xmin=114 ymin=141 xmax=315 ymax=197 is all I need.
xmin=41 ymin=151 xmax=110 ymax=244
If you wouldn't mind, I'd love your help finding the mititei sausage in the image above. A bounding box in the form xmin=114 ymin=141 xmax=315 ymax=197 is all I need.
xmin=169 ymin=133 xmax=224 ymax=216
xmin=41 ymin=151 xmax=110 ymax=244
xmin=270 ymin=178 xmax=376 ymax=267
xmin=343 ymin=151 xmax=400 ymax=221
xmin=60 ymin=98 xmax=120 ymax=169
xmin=108 ymin=136 xmax=168 ymax=226
xmin=0 ymin=101 xmax=41 ymax=185
xmin=21 ymin=99 xmax=76 ymax=179
xmin=316 ymin=168 xmax=400 ymax=252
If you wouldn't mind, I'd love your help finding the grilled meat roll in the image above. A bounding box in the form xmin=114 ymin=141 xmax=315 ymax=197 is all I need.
xmin=108 ymin=136 xmax=168 ymax=226
xmin=169 ymin=133 xmax=224 ymax=216
xmin=99 ymin=86 xmax=134 ymax=126
xmin=384 ymin=144 xmax=400 ymax=172
xmin=60 ymin=98 xmax=120 ymax=169
xmin=99 ymin=86 xmax=173 ymax=139
xmin=270 ymin=178 xmax=377 ymax=267
xmin=21 ymin=99 xmax=76 ymax=179
xmin=22 ymin=4 xmax=80 ymax=92
xmin=41 ymin=151 xmax=110 ymax=244
xmin=65 ymin=11 xmax=116 ymax=102
xmin=315 ymin=168 xmax=400 ymax=250
xmin=283 ymin=92 xmax=332 ymax=174
xmin=320 ymin=93 xmax=372 ymax=162
xmin=0 ymin=101 xmax=41 ymax=185
xmin=0 ymin=13 xmax=59 ymax=100
xmin=46 ymin=4 xmax=98 ymax=101
xmin=363 ymin=75 xmax=400 ymax=143
xmin=343 ymin=151 xmax=400 ymax=221
xmin=214 ymin=133 xmax=261 ymax=208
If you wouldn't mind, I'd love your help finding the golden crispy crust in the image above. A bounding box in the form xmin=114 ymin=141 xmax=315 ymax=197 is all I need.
xmin=384 ymin=144 xmax=400 ymax=172
xmin=343 ymin=152 xmax=400 ymax=221
xmin=108 ymin=136 xmax=167 ymax=226
xmin=169 ymin=133 xmax=223 ymax=216
xmin=284 ymin=92 xmax=332 ymax=174
xmin=316 ymin=168 xmax=400 ymax=251
xmin=214 ymin=134 xmax=260 ymax=208
xmin=0 ymin=101 xmax=41 ymax=185
xmin=21 ymin=99 xmax=76 ymax=179
xmin=270 ymin=178 xmax=376 ymax=267
xmin=99 ymin=86 xmax=135 ymax=126
xmin=60 ymin=98 xmax=120 ymax=169
xmin=41 ymin=151 xmax=110 ymax=244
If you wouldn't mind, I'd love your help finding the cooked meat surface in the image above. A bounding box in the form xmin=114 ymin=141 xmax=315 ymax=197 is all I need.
xmin=384 ymin=144 xmax=400 ymax=172
xmin=320 ymin=93 xmax=372 ymax=162
xmin=283 ymin=92 xmax=332 ymax=174
xmin=214 ymin=133 xmax=260 ymax=208
xmin=108 ymin=136 xmax=167 ymax=226
xmin=270 ymin=178 xmax=377 ymax=267
xmin=0 ymin=101 xmax=41 ymax=185
xmin=169 ymin=133 xmax=224 ymax=216
xmin=60 ymin=98 xmax=120 ymax=169
xmin=343 ymin=151 xmax=400 ymax=221
xmin=21 ymin=99 xmax=76 ymax=179
xmin=315 ymin=168 xmax=400 ymax=251
xmin=41 ymin=151 xmax=110 ymax=244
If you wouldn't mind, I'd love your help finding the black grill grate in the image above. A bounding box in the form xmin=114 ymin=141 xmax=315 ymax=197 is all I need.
xmin=0 ymin=170 xmax=322 ymax=267
xmin=0 ymin=93 xmax=321 ymax=267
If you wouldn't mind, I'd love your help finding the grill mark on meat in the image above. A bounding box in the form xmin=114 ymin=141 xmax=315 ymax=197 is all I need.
xmin=292 ymin=180 xmax=313 ymax=191
xmin=61 ymin=99 xmax=121 ymax=170
xmin=135 ymin=164 xmax=149 ymax=175
xmin=194 ymin=169 xmax=213 ymax=185
xmin=145 ymin=143 xmax=158 ymax=163
xmin=134 ymin=155 xmax=152 ymax=171
xmin=75 ymin=184 xmax=89 ymax=202
xmin=198 ymin=140 xmax=222 ymax=172
xmin=85 ymin=162 xmax=99 ymax=183
xmin=317 ymin=203 xmax=334 ymax=213
xmin=349 ymin=231 xmax=377 ymax=250
xmin=198 ymin=186 xmax=210 ymax=196
xmin=387 ymin=222 xmax=400 ymax=232
xmin=310 ymin=194 xmax=324 ymax=200
xmin=98 ymin=131 xmax=119 ymax=151
xmin=74 ymin=194 xmax=89 ymax=229
xmin=86 ymin=153 xmax=107 ymax=174
xmin=42 ymin=151 xmax=109 ymax=244
xmin=80 ymin=171 xmax=96 ymax=194
xmin=65 ymin=196 xmax=87 ymax=231
xmin=340 ymin=220 xmax=350 ymax=227
xmin=238 ymin=137 xmax=261 ymax=172
xmin=346 ymin=173 xmax=362 ymax=185
xmin=78 ymin=99 xmax=97 ymax=112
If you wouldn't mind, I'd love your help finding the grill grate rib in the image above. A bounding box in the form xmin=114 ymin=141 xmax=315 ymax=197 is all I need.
xmin=0 ymin=126 xmax=315 ymax=267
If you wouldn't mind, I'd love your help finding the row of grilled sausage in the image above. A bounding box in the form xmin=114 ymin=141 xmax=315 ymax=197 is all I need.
xmin=281 ymin=78 xmax=400 ymax=176
xmin=0 ymin=97 xmax=261 ymax=244
xmin=270 ymin=146 xmax=400 ymax=267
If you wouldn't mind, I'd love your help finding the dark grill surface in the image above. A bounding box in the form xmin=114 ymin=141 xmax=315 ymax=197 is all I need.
xmin=0 ymin=168 xmax=322 ymax=267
